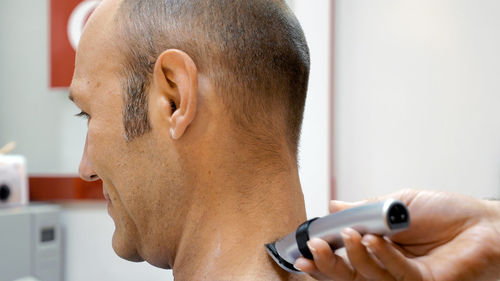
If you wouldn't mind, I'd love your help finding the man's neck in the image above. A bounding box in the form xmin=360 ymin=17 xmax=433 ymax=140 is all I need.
xmin=171 ymin=163 xmax=310 ymax=280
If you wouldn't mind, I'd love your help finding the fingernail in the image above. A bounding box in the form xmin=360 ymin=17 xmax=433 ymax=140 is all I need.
xmin=330 ymin=200 xmax=346 ymax=209
xmin=294 ymin=258 xmax=307 ymax=271
xmin=307 ymin=240 xmax=317 ymax=253
xmin=361 ymin=234 xmax=376 ymax=248
xmin=341 ymin=227 xmax=356 ymax=241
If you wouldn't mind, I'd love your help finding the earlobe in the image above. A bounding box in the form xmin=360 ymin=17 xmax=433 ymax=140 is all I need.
xmin=152 ymin=49 xmax=198 ymax=140
xmin=170 ymin=128 xmax=179 ymax=140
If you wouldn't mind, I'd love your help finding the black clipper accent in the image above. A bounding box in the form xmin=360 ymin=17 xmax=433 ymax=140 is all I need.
xmin=295 ymin=217 xmax=319 ymax=260
xmin=265 ymin=243 xmax=299 ymax=273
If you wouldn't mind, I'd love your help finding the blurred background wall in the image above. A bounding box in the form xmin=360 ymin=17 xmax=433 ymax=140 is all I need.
xmin=334 ymin=0 xmax=500 ymax=201
xmin=1 ymin=0 xmax=500 ymax=280
xmin=0 ymin=0 xmax=86 ymax=174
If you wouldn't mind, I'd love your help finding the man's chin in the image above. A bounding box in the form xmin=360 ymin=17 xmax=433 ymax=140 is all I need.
xmin=112 ymin=234 xmax=172 ymax=269
xmin=112 ymin=233 xmax=144 ymax=262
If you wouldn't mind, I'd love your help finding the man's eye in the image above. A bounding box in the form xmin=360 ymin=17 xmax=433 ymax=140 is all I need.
xmin=75 ymin=111 xmax=90 ymax=120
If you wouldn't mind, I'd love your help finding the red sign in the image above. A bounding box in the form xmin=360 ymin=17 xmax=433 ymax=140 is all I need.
xmin=50 ymin=0 xmax=99 ymax=88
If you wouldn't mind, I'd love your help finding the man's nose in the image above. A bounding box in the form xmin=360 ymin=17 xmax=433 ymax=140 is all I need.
xmin=79 ymin=136 xmax=100 ymax=182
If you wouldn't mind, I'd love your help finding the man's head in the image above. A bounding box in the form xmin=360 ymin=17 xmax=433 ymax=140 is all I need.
xmin=70 ymin=0 xmax=309 ymax=269
xmin=116 ymin=0 xmax=310 ymax=152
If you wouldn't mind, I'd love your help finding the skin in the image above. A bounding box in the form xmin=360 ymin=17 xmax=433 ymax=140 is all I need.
xmin=295 ymin=189 xmax=500 ymax=281
xmin=70 ymin=0 xmax=314 ymax=280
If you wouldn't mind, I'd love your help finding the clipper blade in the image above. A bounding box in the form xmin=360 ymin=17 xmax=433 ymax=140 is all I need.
xmin=265 ymin=242 xmax=302 ymax=273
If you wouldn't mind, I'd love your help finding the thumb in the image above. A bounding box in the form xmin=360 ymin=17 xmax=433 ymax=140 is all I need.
xmin=329 ymin=200 xmax=367 ymax=213
xmin=329 ymin=189 xmax=419 ymax=214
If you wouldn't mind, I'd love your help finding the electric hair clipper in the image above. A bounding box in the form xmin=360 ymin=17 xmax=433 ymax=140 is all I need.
xmin=265 ymin=199 xmax=410 ymax=273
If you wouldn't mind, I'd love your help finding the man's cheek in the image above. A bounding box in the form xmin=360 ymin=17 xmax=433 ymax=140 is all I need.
xmin=87 ymin=125 xmax=114 ymax=160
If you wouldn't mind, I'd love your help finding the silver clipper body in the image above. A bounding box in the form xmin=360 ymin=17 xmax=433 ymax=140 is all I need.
xmin=265 ymin=199 xmax=410 ymax=273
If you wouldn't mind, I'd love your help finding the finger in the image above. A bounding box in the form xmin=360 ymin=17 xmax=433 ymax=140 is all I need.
xmin=294 ymin=257 xmax=332 ymax=281
xmin=361 ymin=235 xmax=422 ymax=280
xmin=330 ymin=189 xmax=421 ymax=214
xmin=342 ymin=228 xmax=395 ymax=281
xmin=329 ymin=200 xmax=366 ymax=213
xmin=307 ymin=237 xmax=361 ymax=281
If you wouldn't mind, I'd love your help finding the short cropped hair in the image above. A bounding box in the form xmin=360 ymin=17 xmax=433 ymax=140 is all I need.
xmin=115 ymin=0 xmax=310 ymax=154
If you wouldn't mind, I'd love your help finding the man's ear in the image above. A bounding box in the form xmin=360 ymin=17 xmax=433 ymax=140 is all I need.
xmin=152 ymin=49 xmax=198 ymax=140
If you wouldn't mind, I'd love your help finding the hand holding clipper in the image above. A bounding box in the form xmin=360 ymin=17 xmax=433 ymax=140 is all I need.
xmin=265 ymin=199 xmax=410 ymax=273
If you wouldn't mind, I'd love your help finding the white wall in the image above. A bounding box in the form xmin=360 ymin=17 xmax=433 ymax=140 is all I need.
xmin=334 ymin=0 xmax=500 ymax=201
xmin=295 ymin=0 xmax=331 ymax=218
xmin=0 ymin=0 xmax=87 ymax=174
xmin=0 ymin=1 xmax=331 ymax=280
